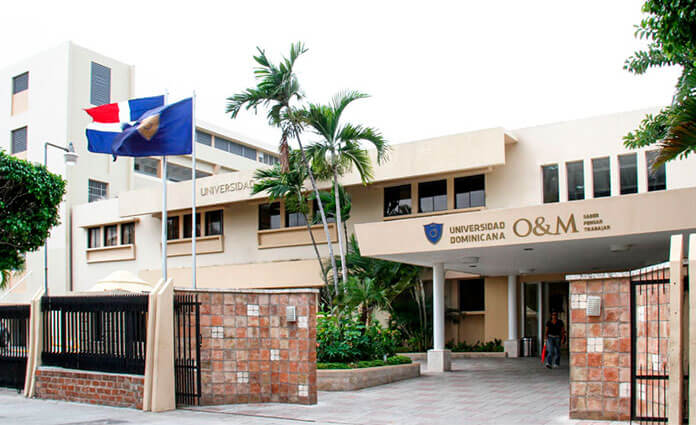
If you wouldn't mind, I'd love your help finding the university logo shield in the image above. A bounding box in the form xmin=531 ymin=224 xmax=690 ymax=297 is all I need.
xmin=423 ymin=223 xmax=443 ymax=244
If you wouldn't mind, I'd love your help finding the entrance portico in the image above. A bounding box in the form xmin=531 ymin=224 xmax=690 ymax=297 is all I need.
xmin=354 ymin=187 xmax=696 ymax=371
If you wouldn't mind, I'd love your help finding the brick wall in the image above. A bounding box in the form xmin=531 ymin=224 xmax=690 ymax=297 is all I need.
xmin=184 ymin=288 xmax=318 ymax=405
xmin=35 ymin=367 xmax=144 ymax=409
xmin=568 ymin=276 xmax=631 ymax=421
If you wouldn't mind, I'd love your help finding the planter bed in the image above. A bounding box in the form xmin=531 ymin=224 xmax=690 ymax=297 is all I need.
xmin=318 ymin=363 xmax=421 ymax=391
xmin=401 ymin=351 xmax=506 ymax=361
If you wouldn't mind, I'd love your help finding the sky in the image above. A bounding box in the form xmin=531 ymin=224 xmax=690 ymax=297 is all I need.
xmin=0 ymin=0 xmax=681 ymax=148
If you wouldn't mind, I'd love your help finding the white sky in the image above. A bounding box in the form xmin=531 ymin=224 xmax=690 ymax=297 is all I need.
xmin=1 ymin=0 xmax=681 ymax=148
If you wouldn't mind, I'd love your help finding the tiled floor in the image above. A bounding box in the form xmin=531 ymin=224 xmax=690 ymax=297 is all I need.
xmin=0 ymin=357 xmax=629 ymax=424
xmin=191 ymin=357 xmax=628 ymax=425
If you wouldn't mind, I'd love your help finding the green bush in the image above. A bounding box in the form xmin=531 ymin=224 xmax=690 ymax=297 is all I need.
xmin=317 ymin=356 xmax=412 ymax=369
xmin=317 ymin=314 xmax=402 ymax=363
xmin=445 ymin=338 xmax=504 ymax=352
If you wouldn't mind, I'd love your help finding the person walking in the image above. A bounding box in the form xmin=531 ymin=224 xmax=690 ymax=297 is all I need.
xmin=544 ymin=310 xmax=566 ymax=369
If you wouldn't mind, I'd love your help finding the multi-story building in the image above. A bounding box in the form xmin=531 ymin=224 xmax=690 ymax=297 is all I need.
xmin=0 ymin=42 xmax=279 ymax=299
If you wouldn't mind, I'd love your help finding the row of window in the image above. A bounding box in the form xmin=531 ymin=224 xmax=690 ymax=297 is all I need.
xmin=258 ymin=201 xmax=336 ymax=230
xmin=166 ymin=210 xmax=223 ymax=240
xmin=195 ymin=130 xmax=279 ymax=165
xmin=133 ymin=157 xmax=212 ymax=182
xmin=87 ymin=222 xmax=135 ymax=249
xmin=542 ymin=151 xmax=666 ymax=204
xmin=383 ymin=174 xmax=485 ymax=217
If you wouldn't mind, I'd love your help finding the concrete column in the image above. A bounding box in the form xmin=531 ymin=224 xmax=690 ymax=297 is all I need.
xmin=427 ymin=263 xmax=451 ymax=372
xmin=504 ymin=275 xmax=519 ymax=357
xmin=537 ymin=282 xmax=544 ymax=355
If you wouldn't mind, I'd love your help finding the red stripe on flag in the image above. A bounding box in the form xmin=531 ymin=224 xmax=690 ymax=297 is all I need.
xmin=85 ymin=103 xmax=120 ymax=123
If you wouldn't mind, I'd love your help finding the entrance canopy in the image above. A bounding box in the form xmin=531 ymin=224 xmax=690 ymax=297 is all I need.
xmin=354 ymin=187 xmax=696 ymax=275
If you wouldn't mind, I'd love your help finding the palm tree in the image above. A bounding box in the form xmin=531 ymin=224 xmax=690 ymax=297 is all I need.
xmin=226 ymin=42 xmax=340 ymax=294
xmin=651 ymin=96 xmax=696 ymax=168
xmin=304 ymin=91 xmax=389 ymax=284
xmin=251 ymin=151 xmax=326 ymax=281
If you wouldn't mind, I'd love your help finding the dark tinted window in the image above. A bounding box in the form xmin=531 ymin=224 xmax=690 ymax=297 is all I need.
xmin=418 ymin=180 xmax=447 ymax=213
xmin=167 ymin=216 xmax=179 ymax=240
xmin=259 ymin=203 xmax=281 ymax=230
xmin=619 ymin=153 xmax=638 ymax=194
xmin=88 ymin=228 xmax=101 ymax=248
xmin=205 ymin=210 xmax=223 ymax=236
xmin=384 ymin=184 xmax=412 ymax=216
xmin=215 ymin=136 xmax=257 ymax=160
xmin=592 ymin=157 xmax=611 ymax=198
xmin=12 ymin=72 xmax=28 ymax=94
xmin=459 ymin=279 xmax=485 ymax=311
xmin=196 ymin=130 xmax=212 ymax=146
xmin=103 ymin=225 xmax=118 ymax=247
xmin=183 ymin=213 xmax=201 ymax=238
xmin=121 ymin=222 xmax=135 ymax=245
xmin=454 ymin=175 xmax=485 ymax=209
xmin=566 ymin=161 xmax=585 ymax=201
xmin=646 ymin=151 xmax=666 ymax=192
xmin=542 ymin=165 xmax=559 ymax=203
xmin=90 ymin=62 xmax=111 ymax=106
xmin=11 ymin=126 xmax=27 ymax=153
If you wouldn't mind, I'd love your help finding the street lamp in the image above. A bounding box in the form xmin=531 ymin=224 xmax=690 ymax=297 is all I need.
xmin=43 ymin=142 xmax=79 ymax=295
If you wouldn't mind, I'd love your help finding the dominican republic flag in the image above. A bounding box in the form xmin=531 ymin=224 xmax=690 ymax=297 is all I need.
xmin=111 ymin=97 xmax=193 ymax=159
xmin=85 ymin=95 xmax=165 ymax=154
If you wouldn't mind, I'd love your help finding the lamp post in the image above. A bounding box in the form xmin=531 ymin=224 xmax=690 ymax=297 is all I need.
xmin=43 ymin=142 xmax=78 ymax=295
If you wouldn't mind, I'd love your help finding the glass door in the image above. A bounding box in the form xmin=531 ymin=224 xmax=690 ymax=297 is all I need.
xmin=524 ymin=282 xmax=540 ymax=355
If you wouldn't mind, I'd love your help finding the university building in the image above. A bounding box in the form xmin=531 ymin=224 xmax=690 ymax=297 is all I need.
xmin=3 ymin=43 xmax=696 ymax=374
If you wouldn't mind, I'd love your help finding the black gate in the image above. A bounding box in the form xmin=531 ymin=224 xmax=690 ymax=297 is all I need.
xmin=630 ymin=267 xmax=671 ymax=424
xmin=174 ymin=293 xmax=201 ymax=406
xmin=0 ymin=305 xmax=30 ymax=391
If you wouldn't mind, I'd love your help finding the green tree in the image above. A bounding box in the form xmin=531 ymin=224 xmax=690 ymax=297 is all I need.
xmin=0 ymin=151 xmax=66 ymax=289
xmin=311 ymin=184 xmax=351 ymax=245
xmin=304 ymin=91 xmax=389 ymax=285
xmin=624 ymin=0 xmax=696 ymax=166
xmin=227 ymin=42 xmax=340 ymax=294
xmin=251 ymin=150 xmax=326 ymax=281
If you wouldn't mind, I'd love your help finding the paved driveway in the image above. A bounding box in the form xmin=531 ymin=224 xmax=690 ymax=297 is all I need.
xmin=0 ymin=357 xmax=627 ymax=425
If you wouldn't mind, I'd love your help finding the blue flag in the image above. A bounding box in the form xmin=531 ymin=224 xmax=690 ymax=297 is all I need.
xmin=111 ymin=97 xmax=193 ymax=159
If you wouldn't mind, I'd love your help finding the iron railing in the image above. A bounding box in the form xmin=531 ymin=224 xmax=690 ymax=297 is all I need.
xmin=174 ymin=292 xmax=202 ymax=406
xmin=41 ymin=295 xmax=148 ymax=375
xmin=0 ymin=305 xmax=30 ymax=390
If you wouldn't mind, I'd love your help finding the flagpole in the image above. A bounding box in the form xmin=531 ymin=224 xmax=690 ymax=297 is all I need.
xmin=161 ymin=90 xmax=169 ymax=283
xmin=191 ymin=91 xmax=197 ymax=289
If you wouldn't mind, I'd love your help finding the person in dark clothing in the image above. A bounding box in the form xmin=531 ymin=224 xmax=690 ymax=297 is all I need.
xmin=544 ymin=311 xmax=565 ymax=368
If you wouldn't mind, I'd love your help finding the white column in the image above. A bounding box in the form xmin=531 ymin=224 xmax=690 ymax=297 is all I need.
xmin=433 ymin=263 xmax=445 ymax=350
xmin=504 ymin=275 xmax=520 ymax=357
xmin=427 ymin=263 xmax=451 ymax=372
xmin=537 ymin=282 xmax=544 ymax=355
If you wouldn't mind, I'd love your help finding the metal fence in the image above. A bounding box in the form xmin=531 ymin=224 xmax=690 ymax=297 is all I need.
xmin=0 ymin=305 xmax=30 ymax=390
xmin=41 ymin=295 xmax=148 ymax=375
xmin=174 ymin=293 xmax=201 ymax=406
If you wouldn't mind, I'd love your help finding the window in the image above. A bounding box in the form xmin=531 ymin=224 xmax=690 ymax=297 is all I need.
xmin=214 ymin=136 xmax=257 ymax=160
xmin=566 ymin=161 xmax=585 ymax=201
xmin=454 ymin=175 xmax=485 ymax=209
xmin=542 ymin=164 xmax=559 ymax=203
xmin=619 ymin=153 xmax=638 ymax=194
xmin=90 ymin=62 xmax=111 ymax=106
xmin=286 ymin=210 xmax=307 ymax=227
xmin=12 ymin=72 xmax=28 ymax=94
xmin=592 ymin=157 xmax=611 ymax=198
xmin=88 ymin=179 xmax=108 ymax=202
xmin=166 ymin=162 xmax=211 ymax=182
xmin=205 ymin=210 xmax=223 ymax=236
xmin=183 ymin=213 xmax=201 ymax=238
xmin=88 ymin=227 xmax=101 ymax=248
xmin=11 ymin=127 xmax=27 ymax=154
xmin=195 ymin=130 xmax=212 ymax=146
xmin=418 ymin=180 xmax=447 ymax=213
xmin=646 ymin=151 xmax=666 ymax=192
xmin=134 ymin=157 xmax=159 ymax=177
xmin=121 ymin=222 xmax=135 ymax=245
xmin=259 ymin=203 xmax=281 ymax=230
xmin=103 ymin=225 xmax=118 ymax=247
xmin=258 ymin=152 xmax=279 ymax=165
xmin=167 ymin=216 xmax=180 ymax=240
xmin=383 ymin=185 xmax=412 ymax=217
xmin=459 ymin=279 xmax=485 ymax=312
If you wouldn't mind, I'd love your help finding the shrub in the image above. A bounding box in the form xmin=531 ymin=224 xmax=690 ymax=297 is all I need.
xmin=445 ymin=338 xmax=504 ymax=352
xmin=317 ymin=356 xmax=412 ymax=369
xmin=317 ymin=314 xmax=401 ymax=363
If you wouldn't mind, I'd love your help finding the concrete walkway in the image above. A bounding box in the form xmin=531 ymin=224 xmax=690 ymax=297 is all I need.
xmin=0 ymin=357 xmax=627 ymax=425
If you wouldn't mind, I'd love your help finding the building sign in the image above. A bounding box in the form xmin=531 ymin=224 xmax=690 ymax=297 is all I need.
xmin=200 ymin=179 xmax=256 ymax=197
xmin=444 ymin=212 xmax=611 ymax=246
